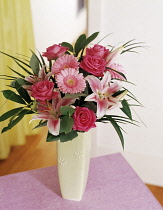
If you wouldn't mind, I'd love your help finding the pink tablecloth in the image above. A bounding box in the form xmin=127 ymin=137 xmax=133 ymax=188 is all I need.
xmin=0 ymin=153 xmax=162 ymax=210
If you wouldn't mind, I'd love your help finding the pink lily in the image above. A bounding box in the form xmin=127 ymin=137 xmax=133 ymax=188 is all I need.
xmin=106 ymin=46 xmax=124 ymax=65
xmin=85 ymin=71 xmax=122 ymax=118
xmin=31 ymin=94 xmax=76 ymax=136
xmin=23 ymin=67 xmax=52 ymax=91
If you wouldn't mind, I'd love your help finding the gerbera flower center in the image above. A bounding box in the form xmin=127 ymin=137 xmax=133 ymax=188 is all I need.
xmin=63 ymin=75 xmax=78 ymax=88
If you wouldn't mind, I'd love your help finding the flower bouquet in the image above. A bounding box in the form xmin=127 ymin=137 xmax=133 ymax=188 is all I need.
xmin=0 ymin=32 xmax=142 ymax=200
xmin=0 ymin=32 xmax=141 ymax=147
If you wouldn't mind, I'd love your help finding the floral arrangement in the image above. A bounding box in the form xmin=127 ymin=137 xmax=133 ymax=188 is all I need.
xmin=0 ymin=32 xmax=142 ymax=148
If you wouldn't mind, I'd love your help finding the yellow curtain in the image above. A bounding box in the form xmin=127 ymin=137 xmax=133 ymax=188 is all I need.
xmin=0 ymin=0 xmax=39 ymax=159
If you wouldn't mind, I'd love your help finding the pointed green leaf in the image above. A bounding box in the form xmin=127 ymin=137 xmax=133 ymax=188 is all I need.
xmin=112 ymin=90 xmax=126 ymax=97
xmin=123 ymin=39 xmax=136 ymax=47
xmin=60 ymin=106 xmax=75 ymax=116
xmin=14 ymin=80 xmax=32 ymax=103
xmin=2 ymin=90 xmax=26 ymax=104
xmin=127 ymin=93 xmax=143 ymax=106
xmin=122 ymin=46 xmax=143 ymax=54
xmin=61 ymin=42 xmax=73 ymax=52
xmin=59 ymin=130 xmax=78 ymax=142
xmin=1 ymin=110 xmax=29 ymax=133
xmin=33 ymin=120 xmax=47 ymax=129
xmin=74 ymin=34 xmax=86 ymax=56
xmin=38 ymin=51 xmax=46 ymax=67
xmin=0 ymin=107 xmax=23 ymax=122
xmin=106 ymin=67 xmax=127 ymax=80
xmin=0 ymin=78 xmax=14 ymax=81
xmin=109 ymin=118 xmax=124 ymax=149
xmin=0 ymin=75 xmax=17 ymax=79
xmin=30 ymin=50 xmax=42 ymax=67
xmin=10 ymin=78 xmax=31 ymax=88
xmin=120 ymin=99 xmax=132 ymax=120
xmin=60 ymin=116 xmax=74 ymax=134
xmin=14 ymin=60 xmax=32 ymax=75
xmin=74 ymin=32 xmax=99 ymax=56
xmin=46 ymin=132 xmax=60 ymax=142
xmin=0 ymin=51 xmax=31 ymax=68
xmin=97 ymin=33 xmax=112 ymax=44
xmin=7 ymin=66 xmax=25 ymax=78
xmin=83 ymin=102 xmax=97 ymax=112
xmin=83 ymin=32 xmax=99 ymax=48
xmin=29 ymin=53 xmax=40 ymax=75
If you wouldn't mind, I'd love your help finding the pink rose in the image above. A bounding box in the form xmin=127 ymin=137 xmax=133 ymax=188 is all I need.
xmin=86 ymin=44 xmax=109 ymax=59
xmin=79 ymin=55 xmax=106 ymax=77
xmin=73 ymin=106 xmax=96 ymax=132
xmin=31 ymin=80 xmax=59 ymax=101
xmin=42 ymin=44 xmax=68 ymax=61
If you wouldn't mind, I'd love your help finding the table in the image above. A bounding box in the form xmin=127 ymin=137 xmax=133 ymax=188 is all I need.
xmin=0 ymin=153 xmax=162 ymax=210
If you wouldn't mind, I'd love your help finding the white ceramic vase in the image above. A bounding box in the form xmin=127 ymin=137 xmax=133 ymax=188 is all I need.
xmin=57 ymin=131 xmax=92 ymax=201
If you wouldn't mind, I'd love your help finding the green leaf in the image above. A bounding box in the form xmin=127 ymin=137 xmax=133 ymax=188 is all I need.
xmin=120 ymin=99 xmax=132 ymax=120
xmin=97 ymin=33 xmax=112 ymax=44
xmin=30 ymin=50 xmax=42 ymax=67
xmin=60 ymin=106 xmax=75 ymax=116
xmin=0 ymin=75 xmax=17 ymax=79
xmin=74 ymin=34 xmax=86 ymax=56
xmin=0 ymin=78 xmax=14 ymax=81
xmin=0 ymin=107 xmax=23 ymax=122
xmin=106 ymin=116 xmax=124 ymax=149
xmin=59 ymin=130 xmax=78 ymax=142
xmin=126 ymin=93 xmax=143 ymax=106
xmin=16 ymin=78 xmax=30 ymax=85
xmin=122 ymin=46 xmax=144 ymax=54
xmin=82 ymin=102 xmax=97 ymax=112
xmin=7 ymin=66 xmax=25 ymax=78
xmin=74 ymin=32 xmax=99 ymax=56
xmin=123 ymin=39 xmax=136 ymax=47
xmin=38 ymin=51 xmax=46 ymax=66
xmin=15 ymin=80 xmax=32 ymax=103
xmin=83 ymin=32 xmax=99 ymax=48
xmin=14 ymin=60 xmax=32 ymax=75
xmin=10 ymin=78 xmax=31 ymax=88
xmin=46 ymin=132 xmax=60 ymax=142
xmin=1 ymin=110 xmax=29 ymax=133
xmin=29 ymin=53 xmax=40 ymax=75
xmin=106 ymin=67 xmax=127 ymax=80
xmin=0 ymin=51 xmax=31 ymax=68
xmin=61 ymin=42 xmax=73 ymax=52
xmin=60 ymin=116 xmax=74 ymax=134
xmin=124 ymin=41 xmax=145 ymax=49
xmin=33 ymin=120 xmax=47 ymax=129
xmin=112 ymin=90 xmax=126 ymax=97
xmin=2 ymin=90 xmax=26 ymax=104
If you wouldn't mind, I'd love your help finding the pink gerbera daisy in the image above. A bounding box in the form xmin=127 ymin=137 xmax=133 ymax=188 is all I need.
xmin=52 ymin=54 xmax=79 ymax=74
xmin=56 ymin=68 xmax=86 ymax=94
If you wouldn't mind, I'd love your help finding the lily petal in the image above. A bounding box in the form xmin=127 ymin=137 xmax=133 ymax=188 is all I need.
xmin=32 ymin=114 xmax=49 ymax=120
xmin=108 ymin=82 xmax=122 ymax=94
xmin=85 ymin=75 xmax=102 ymax=93
xmin=96 ymin=98 xmax=109 ymax=118
xmin=106 ymin=46 xmax=124 ymax=64
xmin=47 ymin=118 xmax=60 ymax=136
xmin=60 ymin=97 xmax=76 ymax=107
xmin=101 ymin=71 xmax=111 ymax=89
xmin=85 ymin=93 xmax=96 ymax=101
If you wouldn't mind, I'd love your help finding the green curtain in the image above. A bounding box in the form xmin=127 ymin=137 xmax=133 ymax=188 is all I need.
xmin=0 ymin=0 xmax=39 ymax=159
